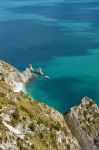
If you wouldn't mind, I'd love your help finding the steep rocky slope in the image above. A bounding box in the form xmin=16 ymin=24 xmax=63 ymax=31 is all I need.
xmin=0 ymin=60 xmax=80 ymax=150
xmin=0 ymin=60 xmax=99 ymax=150
xmin=64 ymin=97 xmax=99 ymax=150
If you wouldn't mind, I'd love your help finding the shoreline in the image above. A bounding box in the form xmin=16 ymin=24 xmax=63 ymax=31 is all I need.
xmin=22 ymin=84 xmax=35 ymax=100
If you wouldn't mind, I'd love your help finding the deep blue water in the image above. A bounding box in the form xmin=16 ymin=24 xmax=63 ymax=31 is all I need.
xmin=0 ymin=0 xmax=99 ymax=113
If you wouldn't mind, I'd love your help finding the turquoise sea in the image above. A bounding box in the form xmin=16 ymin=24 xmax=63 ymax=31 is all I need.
xmin=0 ymin=0 xmax=99 ymax=113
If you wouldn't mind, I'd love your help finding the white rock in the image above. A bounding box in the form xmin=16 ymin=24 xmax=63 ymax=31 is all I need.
xmin=45 ymin=75 xmax=50 ymax=79
xmin=3 ymin=121 xmax=24 ymax=139
xmin=29 ymin=64 xmax=35 ymax=72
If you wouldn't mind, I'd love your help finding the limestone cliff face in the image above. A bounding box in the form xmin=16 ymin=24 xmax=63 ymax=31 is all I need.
xmin=0 ymin=60 xmax=80 ymax=150
xmin=64 ymin=97 xmax=99 ymax=150
xmin=0 ymin=60 xmax=23 ymax=92
xmin=0 ymin=60 xmax=35 ymax=92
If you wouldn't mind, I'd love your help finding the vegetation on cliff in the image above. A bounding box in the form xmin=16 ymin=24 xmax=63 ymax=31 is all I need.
xmin=0 ymin=60 xmax=99 ymax=150
xmin=0 ymin=60 xmax=80 ymax=150
xmin=64 ymin=97 xmax=99 ymax=150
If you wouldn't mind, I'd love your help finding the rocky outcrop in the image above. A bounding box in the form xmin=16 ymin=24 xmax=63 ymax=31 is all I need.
xmin=29 ymin=64 xmax=35 ymax=72
xmin=36 ymin=67 xmax=44 ymax=75
xmin=0 ymin=60 xmax=49 ymax=93
xmin=0 ymin=60 xmax=80 ymax=150
xmin=0 ymin=61 xmax=39 ymax=92
xmin=64 ymin=97 xmax=99 ymax=150
xmin=22 ymin=67 xmax=33 ymax=82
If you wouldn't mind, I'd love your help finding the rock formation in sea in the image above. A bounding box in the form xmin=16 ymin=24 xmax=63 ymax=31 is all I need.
xmin=0 ymin=61 xmax=44 ymax=92
xmin=29 ymin=64 xmax=35 ymax=72
xmin=0 ymin=60 xmax=99 ymax=150
xmin=36 ymin=67 xmax=44 ymax=75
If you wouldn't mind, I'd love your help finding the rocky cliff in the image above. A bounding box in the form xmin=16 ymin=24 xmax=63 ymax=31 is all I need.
xmin=0 ymin=60 xmax=99 ymax=150
xmin=64 ymin=97 xmax=99 ymax=150
xmin=0 ymin=60 xmax=80 ymax=150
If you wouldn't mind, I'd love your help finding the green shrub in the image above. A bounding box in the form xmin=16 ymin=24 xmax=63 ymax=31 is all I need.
xmin=23 ymin=116 xmax=27 ymax=121
xmin=12 ymin=109 xmax=20 ymax=120
xmin=67 ymin=144 xmax=70 ymax=149
xmin=83 ymin=110 xmax=88 ymax=118
xmin=29 ymin=123 xmax=35 ymax=131
xmin=51 ymin=122 xmax=61 ymax=131
xmin=39 ymin=133 xmax=43 ymax=139
xmin=0 ymin=74 xmax=5 ymax=81
xmin=54 ymin=122 xmax=61 ymax=130
xmin=0 ymin=92 xmax=5 ymax=97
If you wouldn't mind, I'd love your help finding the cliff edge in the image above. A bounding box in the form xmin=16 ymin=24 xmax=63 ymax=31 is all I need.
xmin=0 ymin=60 xmax=99 ymax=150
xmin=64 ymin=97 xmax=99 ymax=150
xmin=0 ymin=60 xmax=80 ymax=150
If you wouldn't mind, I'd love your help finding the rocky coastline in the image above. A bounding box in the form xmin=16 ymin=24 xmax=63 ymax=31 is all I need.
xmin=0 ymin=60 xmax=99 ymax=150
xmin=0 ymin=60 xmax=48 ymax=93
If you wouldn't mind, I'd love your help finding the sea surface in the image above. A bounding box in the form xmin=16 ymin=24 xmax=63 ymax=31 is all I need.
xmin=0 ymin=0 xmax=99 ymax=113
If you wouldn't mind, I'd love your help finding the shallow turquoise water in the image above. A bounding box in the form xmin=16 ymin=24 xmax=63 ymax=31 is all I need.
xmin=0 ymin=0 xmax=99 ymax=112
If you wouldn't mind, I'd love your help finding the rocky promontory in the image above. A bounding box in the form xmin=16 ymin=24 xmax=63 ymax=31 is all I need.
xmin=0 ymin=60 xmax=45 ymax=92
xmin=0 ymin=60 xmax=99 ymax=150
